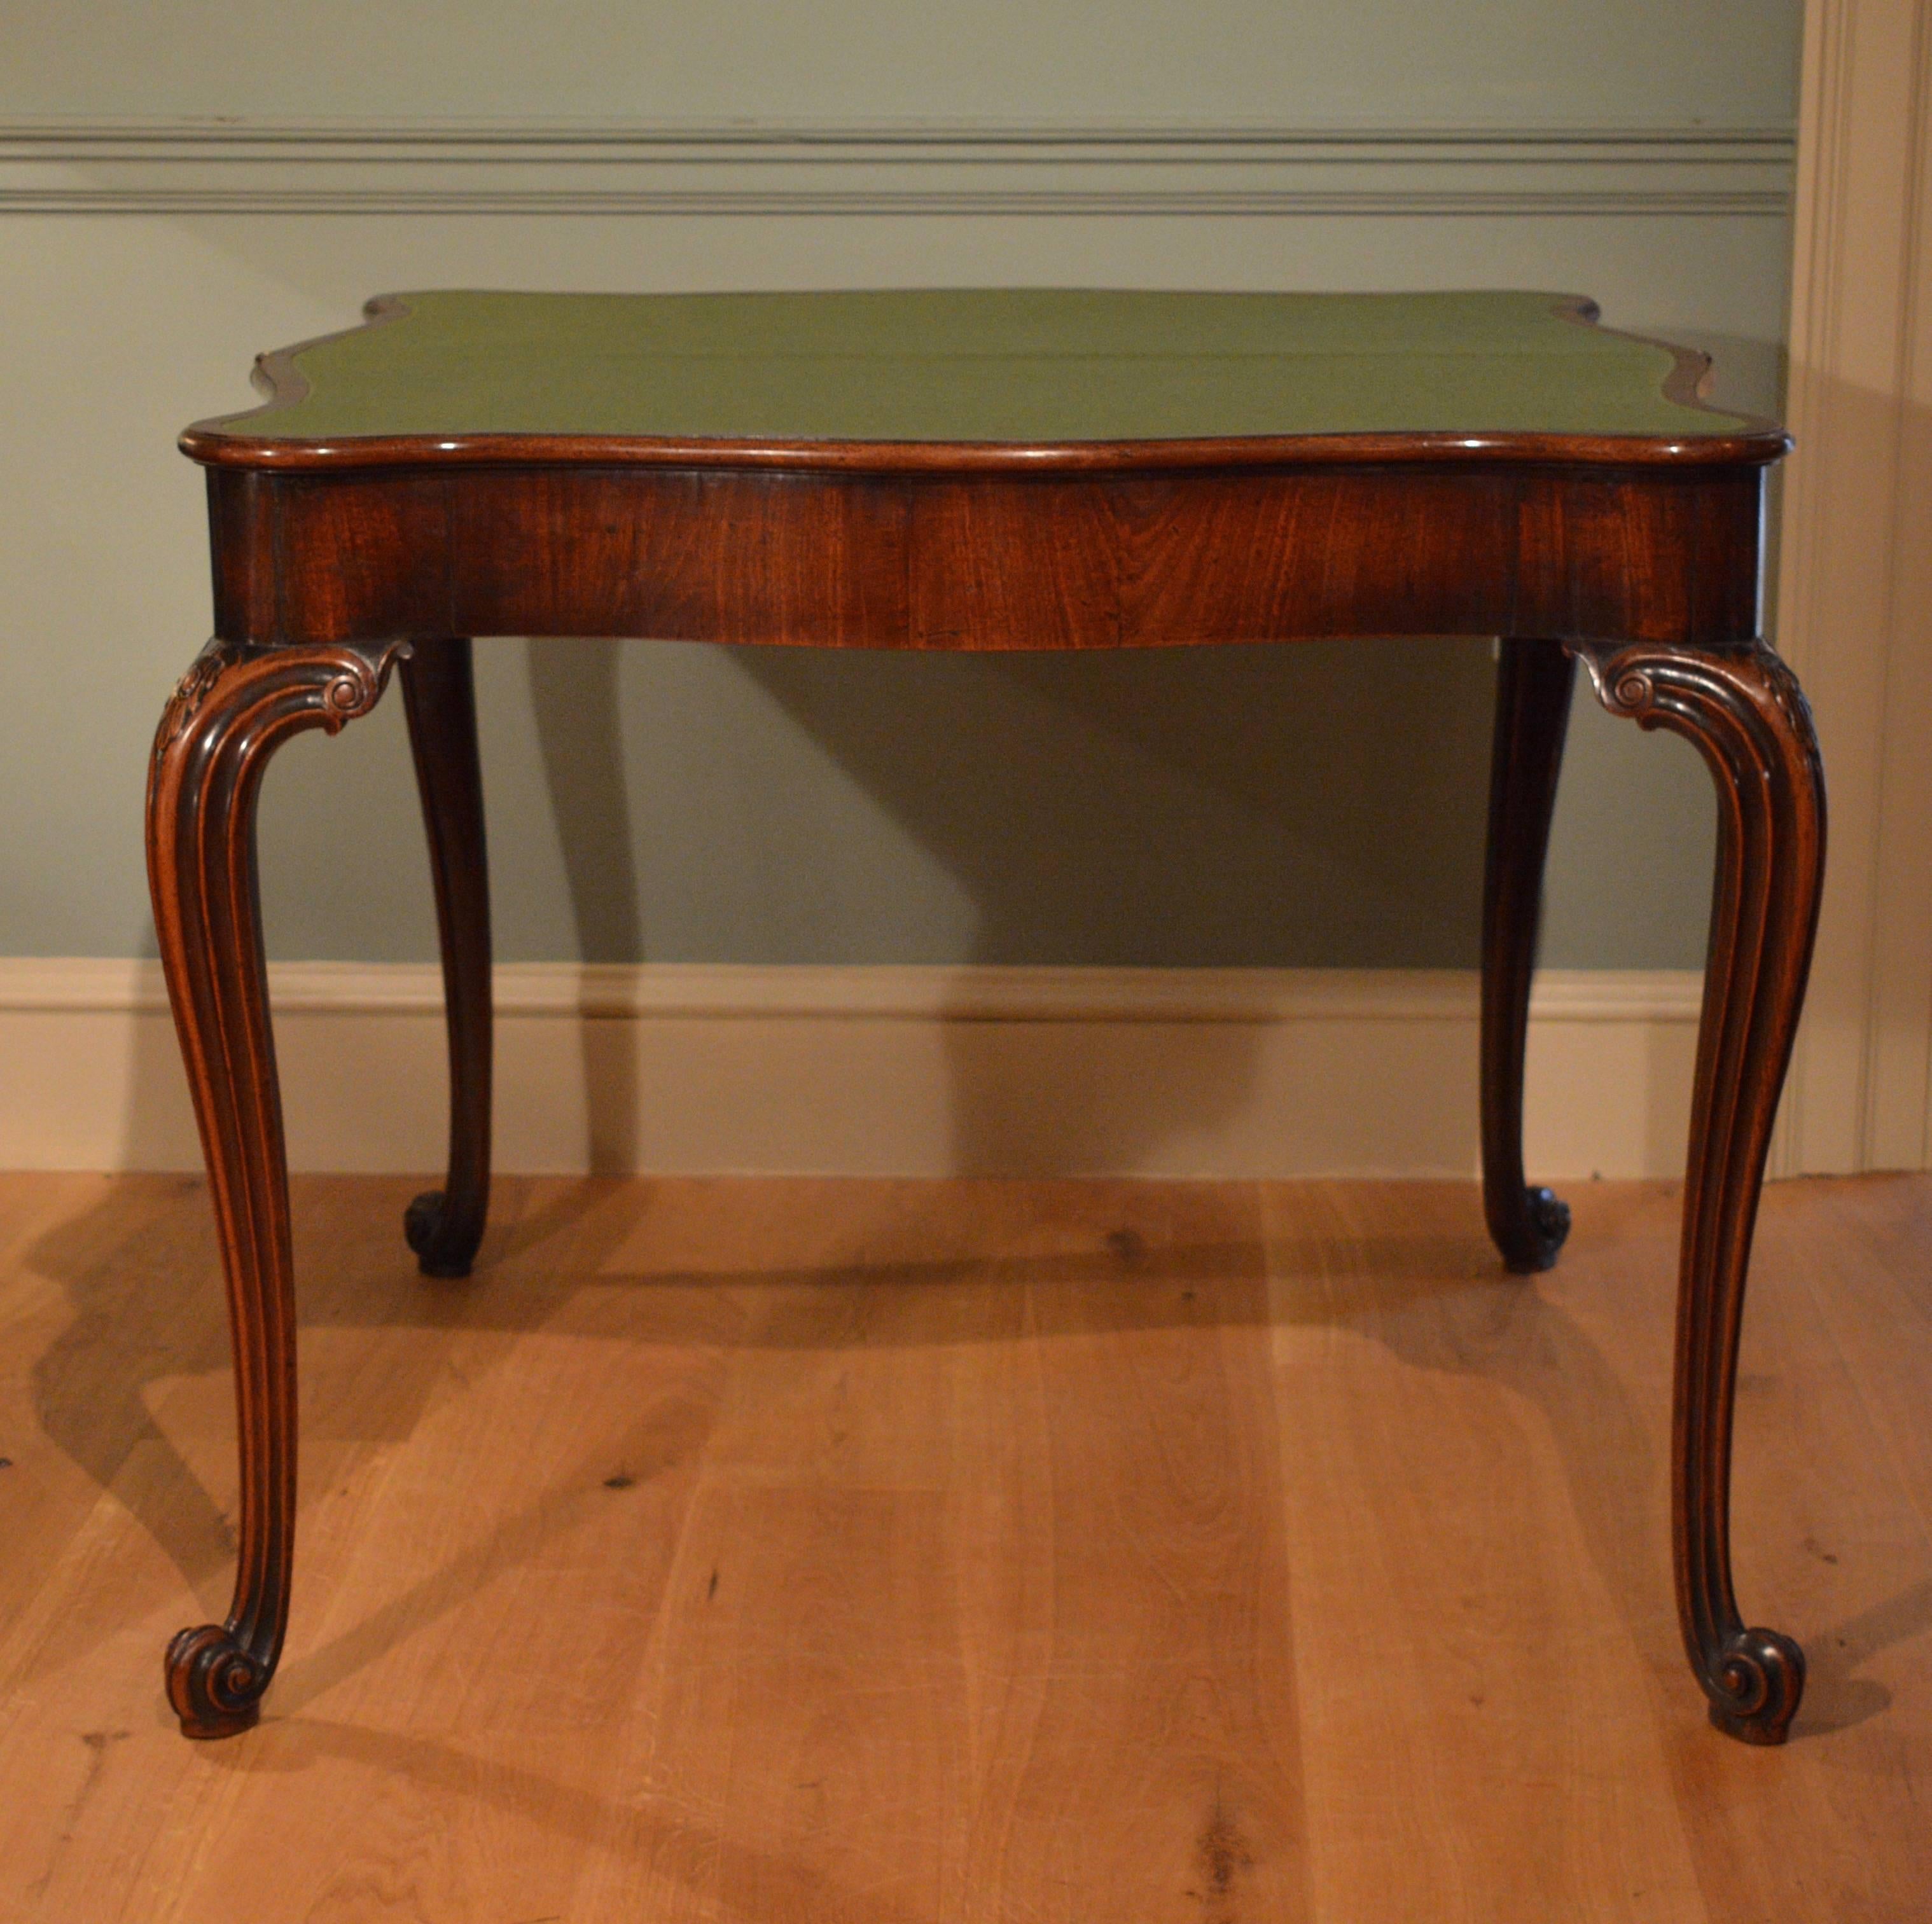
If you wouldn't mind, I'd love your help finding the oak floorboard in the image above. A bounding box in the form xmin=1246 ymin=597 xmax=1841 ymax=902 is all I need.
xmin=0 ymin=1172 xmax=1926 ymax=1923
xmin=1260 ymin=1180 xmax=1708 ymax=1923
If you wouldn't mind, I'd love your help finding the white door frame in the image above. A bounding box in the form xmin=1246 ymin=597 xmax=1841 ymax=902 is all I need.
xmin=1774 ymin=0 xmax=1932 ymax=1175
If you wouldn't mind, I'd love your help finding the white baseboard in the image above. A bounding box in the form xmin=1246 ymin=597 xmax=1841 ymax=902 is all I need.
xmin=0 ymin=959 xmax=1702 ymax=1180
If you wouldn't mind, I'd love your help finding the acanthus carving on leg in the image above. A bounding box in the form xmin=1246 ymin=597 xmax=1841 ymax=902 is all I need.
xmin=1571 ymin=638 xmax=1824 ymax=1744
xmin=1480 ymin=638 xmax=1577 ymax=1272
xmin=147 ymin=636 xmax=410 ymax=1736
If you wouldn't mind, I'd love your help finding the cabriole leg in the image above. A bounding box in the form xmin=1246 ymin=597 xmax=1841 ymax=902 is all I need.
xmin=1480 ymin=636 xmax=1577 ymax=1271
xmin=399 ymin=638 xmax=493 ymax=1278
xmin=147 ymin=636 xmax=408 ymax=1738
xmin=1573 ymin=639 xmax=1825 ymax=1745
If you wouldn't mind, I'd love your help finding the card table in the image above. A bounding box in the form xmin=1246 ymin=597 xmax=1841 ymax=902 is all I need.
xmin=151 ymin=289 xmax=1822 ymax=1743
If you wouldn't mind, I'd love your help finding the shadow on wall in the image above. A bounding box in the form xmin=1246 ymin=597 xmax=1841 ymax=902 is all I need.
xmin=525 ymin=639 xmax=644 ymax=1172
xmin=506 ymin=635 xmax=1499 ymax=1173
xmin=720 ymin=637 xmax=1494 ymax=1173
xmin=111 ymin=633 xmax=1496 ymax=1180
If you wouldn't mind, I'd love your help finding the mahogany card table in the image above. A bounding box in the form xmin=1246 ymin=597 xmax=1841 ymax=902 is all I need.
xmin=152 ymin=289 xmax=1823 ymax=1745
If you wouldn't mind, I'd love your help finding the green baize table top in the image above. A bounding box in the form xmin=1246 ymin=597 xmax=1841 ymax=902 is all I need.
xmin=205 ymin=289 xmax=1753 ymax=446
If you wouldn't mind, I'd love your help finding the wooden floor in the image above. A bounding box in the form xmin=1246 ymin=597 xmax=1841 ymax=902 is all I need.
xmin=1 ymin=1172 xmax=1928 ymax=1922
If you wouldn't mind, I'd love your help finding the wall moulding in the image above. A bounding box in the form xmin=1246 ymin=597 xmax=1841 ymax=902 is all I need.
xmin=0 ymin=118 xmax=1795 ymax=216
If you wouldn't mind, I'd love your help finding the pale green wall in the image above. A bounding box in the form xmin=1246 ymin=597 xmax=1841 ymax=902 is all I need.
xmin=0 ymin=4 xmax=1802 ymax=972
xmin=2 ymin=2 xmax=1797 ymax=125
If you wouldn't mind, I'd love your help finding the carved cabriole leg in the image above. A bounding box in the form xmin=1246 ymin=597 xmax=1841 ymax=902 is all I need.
xmin=147 ymin=636 xmax=409 ymax=1738
xmin=399 ymin=639 xmax=493 ymax=1278
xmin=1572 ymin=639 xmax=1825 ymax=1745
xmin=1480 ymin=637 xmax=1577 ymax=1272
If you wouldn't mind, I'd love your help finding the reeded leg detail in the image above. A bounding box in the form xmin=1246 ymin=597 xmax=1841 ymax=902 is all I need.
xmin=400 ymin=639 xmax=493 ymax=1278
xmin=1480 ymin=637 xmax=1578 ymax=1272
xmin=1573 ymin=639 xmax=1825 ymax=1745
xmin=147 ymin=637 xmax=409 ymax=1737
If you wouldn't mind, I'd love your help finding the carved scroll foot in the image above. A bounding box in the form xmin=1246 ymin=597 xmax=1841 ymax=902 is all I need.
xmin=1706 ymin=1626 xmax=1807 ymax=1745
xmin=165 ymin=1624 xmax=268 ymax=1738
xmin=1573 ymin=639 xmax=1824 ymax=1745
xmin=1480 ymin=639 xmax=1578 ymax=1275
xmin=400 ymin=639 xmax=492 ymax=1281
xmin=148 ymin=637 xmax=408 ymax=1738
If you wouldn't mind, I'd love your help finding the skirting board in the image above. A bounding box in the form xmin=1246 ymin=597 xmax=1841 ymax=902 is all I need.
xmin=0 ymin=959 xmax=1703 ymax=1180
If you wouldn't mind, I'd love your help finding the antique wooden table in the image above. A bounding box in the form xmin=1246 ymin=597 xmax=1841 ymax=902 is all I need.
xmin=153 ymin=289 xmax=1823 ymax=1745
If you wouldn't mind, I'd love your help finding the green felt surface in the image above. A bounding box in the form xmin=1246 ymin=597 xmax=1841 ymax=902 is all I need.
xmin=210 ymin=289 xmax=1753 ymax=444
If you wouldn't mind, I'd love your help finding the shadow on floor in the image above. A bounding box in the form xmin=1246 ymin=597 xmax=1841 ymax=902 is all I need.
xmin=21 ymin=1169 xmax=1923 ymax=1755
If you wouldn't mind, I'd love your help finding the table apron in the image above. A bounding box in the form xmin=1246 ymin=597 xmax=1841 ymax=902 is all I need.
xmin=205 ymin=462 xmax=1767 ymax=651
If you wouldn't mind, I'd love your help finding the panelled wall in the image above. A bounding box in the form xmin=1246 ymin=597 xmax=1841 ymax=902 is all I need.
xmin=0 ymin=4 xmax=1806 ymax=1175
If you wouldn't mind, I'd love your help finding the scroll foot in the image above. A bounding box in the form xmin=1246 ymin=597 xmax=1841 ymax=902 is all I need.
xmin=405 ymin=1187 xmax=482 ymax=1279
xmin=1704 ymin=1626 xmax=1806 ymax=1745
xmin=166 ymin=1624 xmax=267 ymax=1740
xmin=1502 ymin=1185 xmax=1572 ymax=1274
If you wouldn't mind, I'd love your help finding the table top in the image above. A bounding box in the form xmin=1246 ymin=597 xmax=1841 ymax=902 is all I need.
xmin=181 ymin=288 xmax=1784 ymax=473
